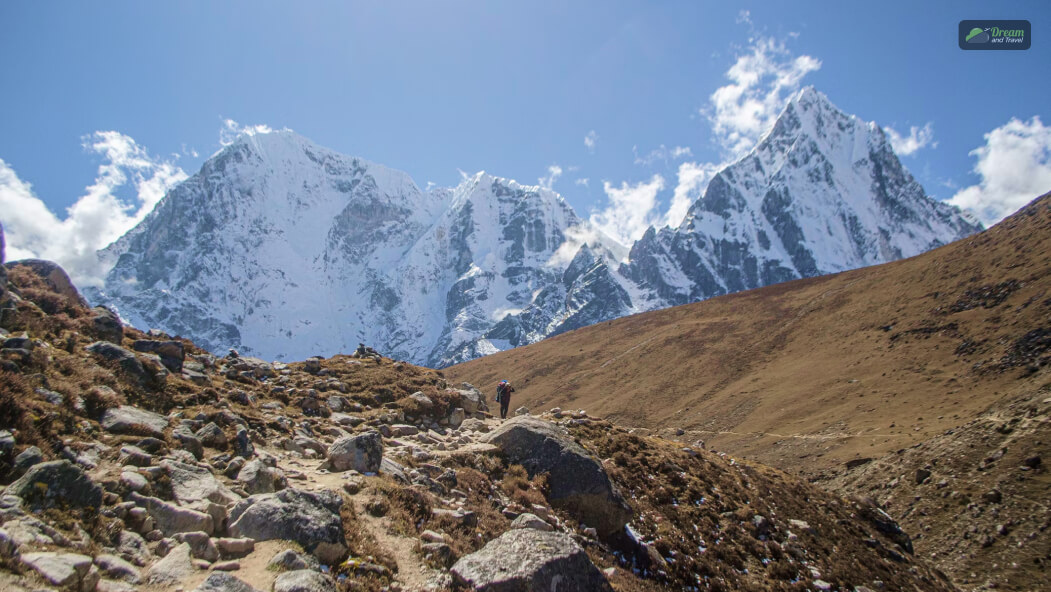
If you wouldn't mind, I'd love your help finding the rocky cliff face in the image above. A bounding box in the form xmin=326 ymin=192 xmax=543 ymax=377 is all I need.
xmin=91 ymin=88 xmax=980 ymax=366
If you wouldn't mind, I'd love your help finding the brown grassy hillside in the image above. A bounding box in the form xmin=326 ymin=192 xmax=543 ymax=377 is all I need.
xmin=447 ymin=193 xmax=1051 ymax=477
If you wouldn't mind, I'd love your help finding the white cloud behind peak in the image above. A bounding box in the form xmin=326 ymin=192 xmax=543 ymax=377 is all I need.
xmin=0 ymin=131 xmax=188 ymax=288
xmin=885 ymin=122 xmax=937 ymax=156
xmin=949 ymin=116 xmax=1051 ymax=226
xmin=707 ymin=36 xmax=821 ymax=157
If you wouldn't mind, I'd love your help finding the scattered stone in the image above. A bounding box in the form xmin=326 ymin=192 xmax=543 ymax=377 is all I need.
xmin=511 ymin=512 xmax=554 ymax=532
xmin=421 ymin=530 xmax=446 ymax=544
xmin=448 ymin=407 xmax=466 ymax=428
xmin=91 ymin=306 xmax=124 ymax=344
xmin=192 ymin=572 xmax=262 ymax=592
xmin=273 ymin=569 xmax=337 ymax=592
xmin=120 ymin=470 xmax=149 ymax=492
xmin=163 ymin=459 xmax=240 ymax=506
xmin=94 ymin=554 xmax=142 ymax=584
xmin=983 ymin=489 xmax=1003 ymax=504
xmin=483 ymin=416 xmax=632 ymax=538
xmin=172 ymin=426 xmax=205 ymax=460
xmin=234 ymin=425 xmax=255 ymax=459
xmin=7 ymin=459 xmax=103 ymax=510
xmin=196 ymin=422 xmax=229 ymax=448
xmin=326 ymin=431 xmax=382 ymax=473
xmin=215 ymin=537 xmax=255 ymax=559
xmin=132 ymin=339 xmax=185 ymax=373
xmin=229 ymin=488 xmax=347 ymax=564
xmin=147 ymin=542 xmax=194 ymax=585
xmin=13 ymin=445 xmax=44 ymax=471
xmin=236 ymin=458 xmax=286 ymax=494
xmin=451 ymin=529 xmax=612 ymax=591
xmin=1023 ymin=455 xmax=1041 ymax=468
xmin=119 ymin=445 xmax=153 ymax=467
xmin=21 ymin=551 xmax=99 ymax=592
xmin=174 ymin=531 xmax=220 ymax=562
xmin=915 ymin=468 xmax=931 ymax=485
xmin=267 ymin=549 xmax=318 ymax=572
xmin=130 ymin=493 xmax=215 ymax=535
xmin=100 ymin=405 xmax=169 ymax=438
xmin=514 ymin=406 xmax=530 ymax=416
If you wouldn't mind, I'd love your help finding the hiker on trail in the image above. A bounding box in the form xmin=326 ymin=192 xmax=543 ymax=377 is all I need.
xmin=496 ymin=380 xmax=515 ymax=420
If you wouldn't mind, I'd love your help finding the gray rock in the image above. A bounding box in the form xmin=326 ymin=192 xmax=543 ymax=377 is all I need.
xmin=380 ymin=456 xmax=410 ymax=484
xmin=451 ymin=529 xmax=611 ymax=591
xmin=192 ymin=572 xmax=262 ymax=592
xmin=87 ymin=342 xmax=164 ymax=389
xmin=267 ymin=549 xmax=319 ymax=572
xmin=482 ymin=416 xmax=632 ymax=538
xmin=120 ymin=470 xmax=149 ymax=492
xmin=214 ymin=537 xmax=255 ymax=559
xmin=117 ymin=530 xmax=151 ymax=566
xmin=119 ymin=445 xmax=153 ymax=467
xmin=514 ymin=406 xmax=530 ymax=416
xmin=172 ymin=426 xmax=205 ymax=460
xmin=147 ymin=542 xmax=194 ymax=585
xmin=273 ymin=569 xmax=338 ymax=592
xmin=327 ymin=431 xmax=382 ymax=473
xmin=7 ymin=460 xmax=103 ymax=510
xmin=100 ymin=405 xmax=169 ymax=438
xmin=456 ymin=383 xmax=489 ymax=415
xmin=94 ymin=553 xmax=142 ymax=584
xmin=511 ymin=512 xmax=554 ymax=532
xmin=132 ymin=339 xmax=185 ymax=373
xmin=21 ymin=551 xmax=100 ymax=592
xmin=0 ymin=429 xmax=15 ymax=457
xmin=229 ymin=488 xmax=347 ymax=564
xmin=234 ymin=425 xmax=255 ymax=459
xmin=13 ymin=445 xmax=44 ymax=470
xmin=236 ymin=459 xmax=286 ymax=494
xmin=330 ymin=413 xmax=365 ymax=427
xmin=227 ymin=356 xmax=274 ymax=379
xmin=173 ymin=531 xmax=219 ymax=562
xmin=130 ymin=492 xmax=214 ymax=535
xmin=409 ymin=391 xmax=434 ymax=409
xmin=91 ymin=306 xmax=124 ymax=344
xmin=196 ymin=422 xmax=228 ymax=448
xmin=162 ymin=459 xmax=240 ymax=506
xmin=448 ymin=407 xmax=466 ymax=428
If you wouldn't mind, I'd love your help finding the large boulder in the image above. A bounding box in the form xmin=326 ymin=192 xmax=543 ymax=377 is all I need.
xmin=91 ymin=306 xmax=124 ymax=344
xmin=132 ymin=339 xmax=185 ymax=373
xmin=482 ymin=416 xmax=632 ymax=538
xmin=7 ymin=460 xmax=103 ymax=510
xmin=4 ymin=259 xmax=88 ymax=307
xmin=456 ymin=383 xmax=489 ymax=415
xmin=162 ymin=459 xmax=240 ymax=506
xmin=100 ymin=405 xmax=169 ymax=438
xmin=451 ymin=529 xmax=611 ymax=591
xmin=326 ymin=431 xmax=382 ymax=473
xmin=228 ymin=488 xmax=347 ymax=564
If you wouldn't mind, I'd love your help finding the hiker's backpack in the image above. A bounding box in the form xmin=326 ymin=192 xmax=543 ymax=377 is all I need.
xmin=496 ymin=383 xmax=507 ymax=403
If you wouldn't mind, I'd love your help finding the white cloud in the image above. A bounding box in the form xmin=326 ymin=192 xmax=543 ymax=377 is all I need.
xmin=634 ymin=144 xmax=694 ymax=166
xmin=707 ymin=36 xmax=821 ymax=156
xmin=948 ymin=116 xmax=1051 ymax=226
xmin=665 ymin=161 xmax=721 ymax=228
xmin=538 ymin=164 xmax=563 ymax=190
xmin=584 ymin=130 xmax=598 ymax=153
xmin=590 ymin=174 xmax=665 ymax=246
xmin=546 ymin=224 xmax=614 ymax=268
xmin=574 ymin=178 xmax=590 ymax=188
xmin=736 ymin=10 xmax=752 ymax=25
xmin=219 ymin=119 xmax=273 ymax=147
xmin=885 ymin=122 xmax=936 ymax=156
xmin=0 ymin=132 xmax=187 ymax=288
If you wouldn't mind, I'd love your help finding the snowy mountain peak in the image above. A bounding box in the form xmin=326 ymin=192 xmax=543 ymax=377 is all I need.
xmin=90 ymin=90 xmax=981 ymax=368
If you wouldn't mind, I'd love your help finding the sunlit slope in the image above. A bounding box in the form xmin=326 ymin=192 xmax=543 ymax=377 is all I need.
xmin=447 ymin=192 xmax=1051 ymax=474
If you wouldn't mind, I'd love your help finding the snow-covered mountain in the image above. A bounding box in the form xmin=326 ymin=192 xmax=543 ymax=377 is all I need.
xmin=91 ymin=88 xmax=980 ymax=367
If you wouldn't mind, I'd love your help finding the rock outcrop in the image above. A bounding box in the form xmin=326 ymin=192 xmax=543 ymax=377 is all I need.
xmin=451 ymin=529 xmax=612 ymax=591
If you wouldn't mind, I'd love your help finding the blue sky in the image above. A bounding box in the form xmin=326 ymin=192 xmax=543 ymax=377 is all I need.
xmin=1 ymin=1 xmax=1049 ymax=282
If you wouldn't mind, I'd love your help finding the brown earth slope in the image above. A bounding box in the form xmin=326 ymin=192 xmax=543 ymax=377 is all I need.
xmin=447 ymin=192 xmax=1051 ymax=478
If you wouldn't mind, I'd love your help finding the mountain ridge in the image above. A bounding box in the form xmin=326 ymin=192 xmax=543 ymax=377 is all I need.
xmin=90 ymin=88 xmax=980 ymax=367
